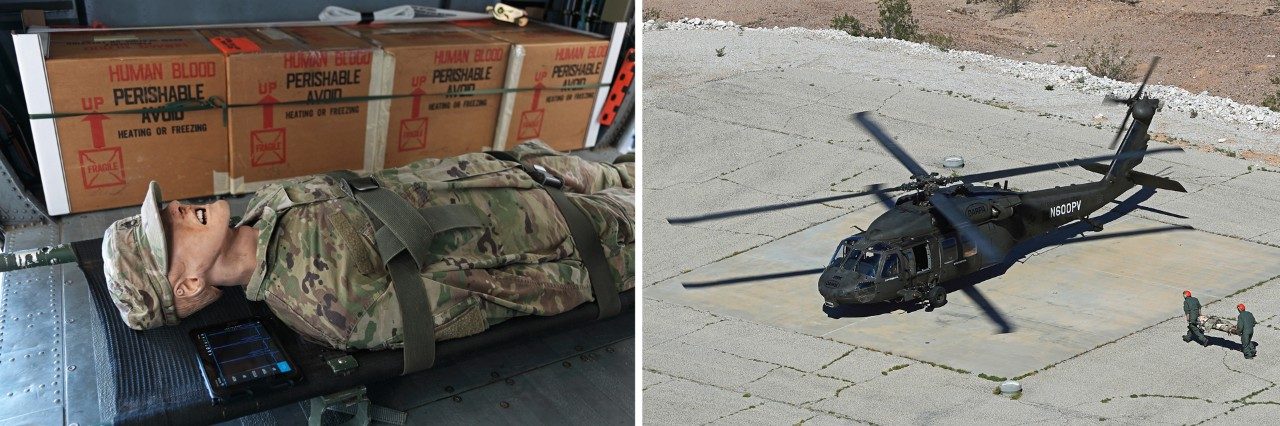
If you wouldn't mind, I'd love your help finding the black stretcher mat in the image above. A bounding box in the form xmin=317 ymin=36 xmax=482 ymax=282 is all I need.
xmin=70 ymin=238 xmax=635 ymax=425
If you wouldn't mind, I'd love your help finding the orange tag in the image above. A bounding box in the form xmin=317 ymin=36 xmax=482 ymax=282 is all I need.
xmin=208 ymin=36 xmax=261 ymax=55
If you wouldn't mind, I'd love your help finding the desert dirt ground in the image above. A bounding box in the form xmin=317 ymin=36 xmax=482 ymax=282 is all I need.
xmin=644 ymin=0 xmax=1280 ymax=105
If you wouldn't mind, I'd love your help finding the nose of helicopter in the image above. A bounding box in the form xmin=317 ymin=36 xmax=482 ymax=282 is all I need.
xmin=818 ymin=270 xmax=877 ymax=304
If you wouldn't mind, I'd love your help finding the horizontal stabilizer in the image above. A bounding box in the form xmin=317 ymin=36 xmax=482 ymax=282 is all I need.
xmin=1129 ymin=170 xmax=1186 ymax=192
xmin=1079 ymin=163 xmax=1186 ymax=192
xmin=1080 ymin=162 xmax=1109 ymax=175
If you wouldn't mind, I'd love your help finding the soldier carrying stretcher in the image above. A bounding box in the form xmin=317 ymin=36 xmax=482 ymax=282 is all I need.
xmin=1193 ymin=303 xmax=1258 ymax=360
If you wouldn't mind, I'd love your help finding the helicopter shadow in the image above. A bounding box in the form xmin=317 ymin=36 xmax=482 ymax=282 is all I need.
xmin=825 ymin=186 xmax=1192 ymax=332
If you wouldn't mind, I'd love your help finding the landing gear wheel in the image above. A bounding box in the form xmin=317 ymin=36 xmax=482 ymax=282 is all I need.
xmin=928 ymin=286 xmax=947 ymax=309
xmin=517 ymin=17 xmax=529 ymax=26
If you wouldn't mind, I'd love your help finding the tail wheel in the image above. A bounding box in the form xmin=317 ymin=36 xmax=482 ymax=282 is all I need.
xmin=928 ymin=285 xmax=947 ymax=308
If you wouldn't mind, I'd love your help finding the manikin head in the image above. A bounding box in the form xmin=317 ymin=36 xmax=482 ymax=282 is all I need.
xmin=1238 ymin=303 xmax=1246 ymax=312
xmin=162 ymin=197 xmax=233 ymax=317
xmin=1183 ymin=290 xmax=1191 ymax=298
xmin=102 ymin=182 xmax=234 ymax=330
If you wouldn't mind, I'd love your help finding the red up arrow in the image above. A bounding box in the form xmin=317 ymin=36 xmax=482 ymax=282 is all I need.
xmin=529 ymin=81 xmax=546 ymax=111
xmin=259 ymin=94 xmax=278 ymax=129
xmin=82 ymin=113 xmax=109 ymax=149
xmin=409 ymin=87 xmax=426 ymax=118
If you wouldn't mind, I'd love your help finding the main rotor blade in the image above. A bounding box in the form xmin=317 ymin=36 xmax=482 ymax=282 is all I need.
xmin=1108 ymin=110 xmax=1132 ymax=150
xmin=959 ymin=286 xmax=1014 ymax=334
xmin=666 ymin=184 xmax=900 ymax=225
xmin=682 ymin=268 xmax=826 ymax=288
xmin=852 ymin=112 xmax=930 ymax=178
xmin=957 ymin=146 xmax=1183 ymax=183
xmin=869 ymin=183 xmax=897 ymax=210
xmin=1133 ymin=56 xmax=1161 ymax=100
xmin=927 ymin=193 xmax=1003 ymax=261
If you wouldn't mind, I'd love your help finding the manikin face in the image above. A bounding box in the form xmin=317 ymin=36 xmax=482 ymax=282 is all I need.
xmin=160 ymin=200 xmax=233 ymax=313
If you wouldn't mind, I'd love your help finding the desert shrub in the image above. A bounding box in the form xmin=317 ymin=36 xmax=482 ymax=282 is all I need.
xmin=878 ymin=0 xmax=919 ymax=41
xmin=1069 ymin=39 xmax=1136 ymax=81
xmin=830 ymin=13 xmax=865 ymax=36
xmin=997 ymin=0 xmax=1031 ymax=14
xmin=915 ymin=32 xmax=955 ymax=50
xmin=1262 ymin=76 xmax=1280 ymax=112
xmin=642 ymin=8 xmax=661 ymax=21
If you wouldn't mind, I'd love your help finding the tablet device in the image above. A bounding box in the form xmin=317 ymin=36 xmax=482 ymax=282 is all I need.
xmin=191 ymin=317 xmax=302 ymax=404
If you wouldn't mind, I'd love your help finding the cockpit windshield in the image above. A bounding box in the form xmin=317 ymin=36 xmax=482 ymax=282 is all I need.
xmin=841 ymin=251 xmax=881 ymax=277
xmin=828 ymin=237 xmax=862 ymax=267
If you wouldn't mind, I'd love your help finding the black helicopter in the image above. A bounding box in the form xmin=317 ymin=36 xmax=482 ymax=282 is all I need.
xmin=668 ymin=57 xmax=1190 ymax=328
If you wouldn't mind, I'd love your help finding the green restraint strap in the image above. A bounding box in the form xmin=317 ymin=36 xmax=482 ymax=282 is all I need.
xmin=326 ymin=171 xmax=483 ymax=375
xmin=485 ymin=151 xmax=622 ymax=320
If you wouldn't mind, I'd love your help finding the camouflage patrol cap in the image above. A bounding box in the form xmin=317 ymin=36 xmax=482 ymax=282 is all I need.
xmin=101 ymin=181 xmax=179 ymax=330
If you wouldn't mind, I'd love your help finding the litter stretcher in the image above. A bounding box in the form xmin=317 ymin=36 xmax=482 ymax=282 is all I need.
xmin=0 ymin=235 xmax=632 ymax=425
xmin=1199 ymin=315 xmax=1241 ymax=336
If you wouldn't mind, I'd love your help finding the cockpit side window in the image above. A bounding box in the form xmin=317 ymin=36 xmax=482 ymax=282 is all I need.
xmin=882 ymin=254 xmax=899 ymax=277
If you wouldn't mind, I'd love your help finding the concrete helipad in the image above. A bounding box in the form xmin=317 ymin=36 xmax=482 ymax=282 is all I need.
xmin=643 ymin=27 xmax=1280 ymax=424
xmin=650 ymin=203 xmax=1280 ymax=378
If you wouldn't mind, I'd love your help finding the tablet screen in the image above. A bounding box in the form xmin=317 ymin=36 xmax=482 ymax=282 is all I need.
xmin=197 ymin=321 xmax=293 ymax=387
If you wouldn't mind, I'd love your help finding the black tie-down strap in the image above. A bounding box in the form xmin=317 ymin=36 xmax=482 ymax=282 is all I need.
xmin=327 ymin=171 xmax=484 ymax=375
xmin=485 ymin=151 xmax=622 ymax=320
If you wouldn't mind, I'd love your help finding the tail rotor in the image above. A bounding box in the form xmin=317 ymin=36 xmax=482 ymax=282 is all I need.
xmin=1105 ymin=57 xmax=1161 ymax=150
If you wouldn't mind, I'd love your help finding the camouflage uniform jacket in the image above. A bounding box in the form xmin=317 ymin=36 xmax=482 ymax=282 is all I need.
xmin=237 ymin=147 xmax=634 ymax=351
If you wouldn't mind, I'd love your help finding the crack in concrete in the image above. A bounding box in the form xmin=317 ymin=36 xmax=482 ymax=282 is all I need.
xmin=1185 ymin=352 xmax=1279 ymax=425
xmin=702 ymin=402 xmax=760 ymax=425
xmin=647 ymin=317 xmax=728 ymax=350
xmin=678 ymin=221 xmax=781 ymax=240
xmin=818 ymin=348 xmax=857 ymax=370
xmin=872 ymin=85 xmax=904 ymax=114
xmin=644 ymin=366 xmax=877 ymax=425
xmin=717 ymin=176 xmax=806 ymax=201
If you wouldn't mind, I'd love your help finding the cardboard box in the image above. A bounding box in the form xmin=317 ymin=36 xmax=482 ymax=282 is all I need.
xmin=31 ymin=29 xmax=229 ymax=214
xmin=461 ymin=21 xmax=610 ymax=152
xmin=201 ymin=26 xmax=380 ymax=194
xmin=345 ymin=23 xmax=509 ymax=168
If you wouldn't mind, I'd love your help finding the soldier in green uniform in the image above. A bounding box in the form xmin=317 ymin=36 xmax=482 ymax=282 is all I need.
xmin=101 ymin=141 xmax=634 ymax=351
xmin=1182 ymin=290 xmax=1207 ymax=346
xmin=1237 ymin=303 xmax=1256 ymax=359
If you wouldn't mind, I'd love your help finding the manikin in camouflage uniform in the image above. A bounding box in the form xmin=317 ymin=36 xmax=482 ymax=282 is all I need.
xmin=1182 ymin=290 xmax=1208 ymax=346
xmin=1237 ymin=303 xmax=1256 ymax=359
xmin=102 ymin=141 xmax=634 ymax=350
